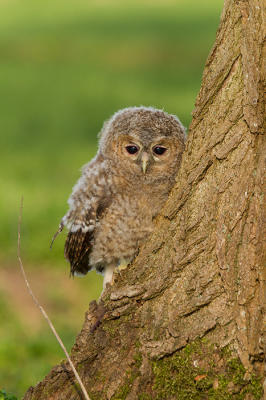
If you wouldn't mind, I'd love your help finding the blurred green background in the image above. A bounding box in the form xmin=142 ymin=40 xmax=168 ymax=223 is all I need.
xmin=0 ymin=0 xmax=223 ymax=397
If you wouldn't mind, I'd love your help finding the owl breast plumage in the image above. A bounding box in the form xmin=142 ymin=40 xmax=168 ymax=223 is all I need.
xmin=53 ymin=107 xmax=186 ymax=289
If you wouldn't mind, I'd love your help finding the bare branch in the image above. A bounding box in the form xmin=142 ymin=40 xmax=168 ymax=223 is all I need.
xmin=18 ymin=197 xmax=91 ymax=400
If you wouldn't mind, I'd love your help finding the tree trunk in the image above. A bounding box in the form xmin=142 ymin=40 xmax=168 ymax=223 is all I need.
xmin=23 ymin=0 xmax=266 ymax=399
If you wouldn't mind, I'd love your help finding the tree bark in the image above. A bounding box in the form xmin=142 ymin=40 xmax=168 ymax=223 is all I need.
xmin=23 ymin=0 xmax=266 ymax=399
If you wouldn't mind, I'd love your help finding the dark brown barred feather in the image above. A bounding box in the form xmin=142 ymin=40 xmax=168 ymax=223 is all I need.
xmin=64 ymin=230 xmax=94 ymax=277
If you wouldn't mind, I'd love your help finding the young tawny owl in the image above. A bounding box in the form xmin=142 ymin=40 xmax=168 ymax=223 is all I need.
xmin=52 ymin=107 xmax=186 ymax=289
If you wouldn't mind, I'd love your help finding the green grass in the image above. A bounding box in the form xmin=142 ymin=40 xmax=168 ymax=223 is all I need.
xmin=0 ymin=389 xmax=17 ymax=400
xmin=0 ymin=0 xmax=223 ymax=397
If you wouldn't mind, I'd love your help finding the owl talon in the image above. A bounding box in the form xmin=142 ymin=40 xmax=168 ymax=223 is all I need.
xmin=115 ymin=266 xmax=123 ymax=280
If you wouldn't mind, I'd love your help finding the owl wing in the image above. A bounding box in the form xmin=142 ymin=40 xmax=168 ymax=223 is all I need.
xmin=51 ymin=154 xmax=111 ymax=276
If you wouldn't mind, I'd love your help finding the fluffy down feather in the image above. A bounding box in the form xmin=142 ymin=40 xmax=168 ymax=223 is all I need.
xmin=52 ymin=106 xmax=186 ymax=290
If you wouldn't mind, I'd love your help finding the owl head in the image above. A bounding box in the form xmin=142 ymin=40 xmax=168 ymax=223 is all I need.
xmin=98 ymin=107 xmax=186 ymax=182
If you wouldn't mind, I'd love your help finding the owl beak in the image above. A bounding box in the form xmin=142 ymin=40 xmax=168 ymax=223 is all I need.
xmin=141 ymin=152 xmax=149 ymax=174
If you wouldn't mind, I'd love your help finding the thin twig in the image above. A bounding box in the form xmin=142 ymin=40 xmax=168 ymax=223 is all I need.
xmin=18 ymin=197 xmax=91 ymax=400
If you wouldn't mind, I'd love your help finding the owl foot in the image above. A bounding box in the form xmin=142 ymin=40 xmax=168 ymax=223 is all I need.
xmin=114 ymin=260 xmax=129 ymax=281
xmin=118 ymin=259 xmax=130 ymax=270
xmin=100 ymin=260 xmax=129 ymax=300
xmin=115 ymin=266 xmax=123 ymax=279
xmin=102 ymin=262 xmax=116 ymax=288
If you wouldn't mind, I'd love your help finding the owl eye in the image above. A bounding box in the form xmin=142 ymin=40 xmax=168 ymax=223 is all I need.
xmin=153 ymin=146 xmax=167 ymax=156
xmin=126 ymin=145 xmax=139 ymax=155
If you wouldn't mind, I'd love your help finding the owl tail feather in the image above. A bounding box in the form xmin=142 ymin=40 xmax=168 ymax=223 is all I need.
xmin=50 ymin=223 xmax=64 ymax=250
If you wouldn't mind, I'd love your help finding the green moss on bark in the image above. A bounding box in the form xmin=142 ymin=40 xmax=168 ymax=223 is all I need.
xmin=145 ymin=341 xmax=262 ymax=399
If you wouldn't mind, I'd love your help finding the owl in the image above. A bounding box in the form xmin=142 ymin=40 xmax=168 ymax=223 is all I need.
xmin=52 ymin=107 xmax=186 ymax=290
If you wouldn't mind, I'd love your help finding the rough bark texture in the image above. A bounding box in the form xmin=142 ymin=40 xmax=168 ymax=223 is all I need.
xmin=23 ymin=0 xmax=266 ymax=399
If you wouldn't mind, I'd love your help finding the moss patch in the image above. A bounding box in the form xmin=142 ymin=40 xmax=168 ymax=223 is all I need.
xmin=107 ymin=340 xmax=263 ymax=399
xmin=134 ymin=351 xmax=143 ymax=369
xmin=149 ymin=340 xmax=263 ymax=400
xmin=112 ymin=368 xmax=140 ymax=400
xmin=112 ymin=346 xmax=143 ymax=400
xmin=138 ymin=394 xmax=153 ymax=400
